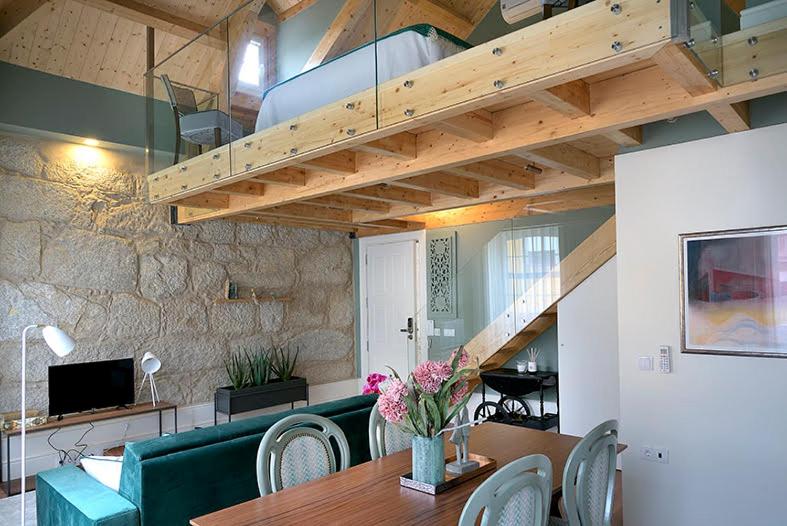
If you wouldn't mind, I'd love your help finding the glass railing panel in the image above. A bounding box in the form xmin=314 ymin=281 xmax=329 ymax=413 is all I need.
xmin=686 ymin=0 xmax=724 ymax=84
xmin=374 ymin=0 xmax=673 ymax=129
xmin=721 ymin=2 xmax=786 ymax=86
xmin=229 ymin=0 xmax=379 ymax=176
xmin=144 ymin=18 xmax=229 ymax=179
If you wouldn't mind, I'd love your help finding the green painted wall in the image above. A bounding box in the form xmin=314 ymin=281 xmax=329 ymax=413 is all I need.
xmin=275 ymin=0 xmax=346 ymax=81
xmin=0 ymin=61 xmax=175 ymax=152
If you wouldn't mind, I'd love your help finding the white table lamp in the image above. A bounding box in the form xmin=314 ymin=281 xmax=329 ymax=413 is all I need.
xmin=139 ymin=352 xmax=161 ymax=406
xmin=20 ymin=325 xmax=74 ymax=525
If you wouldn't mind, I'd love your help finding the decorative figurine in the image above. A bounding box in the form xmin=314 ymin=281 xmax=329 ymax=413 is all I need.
xmin=446 ymin=406 xmax=480 ymax=475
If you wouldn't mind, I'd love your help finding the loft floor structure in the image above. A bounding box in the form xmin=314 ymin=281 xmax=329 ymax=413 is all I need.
xmin=141 ymin=0 xmax=787 ymax=236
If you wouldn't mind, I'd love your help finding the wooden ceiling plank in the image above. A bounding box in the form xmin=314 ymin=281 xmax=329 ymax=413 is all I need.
xmin=433 ymin=110 xmax=493 ymax=143
xmin=257 ymin=202 xmax=353 ymax=223
xmin=72 ymin=0 xmax=225 ymax=49
xmin=174 ymin=192 xmax=230 ymax=209
xmin=707 ymin=101 xmax=750 ymax=133
xmin=446 ymin=160 xmax=536 ymax=190
xmin=214 ymin=180 xmax=266 ymax=196
xmin=352 ymin=133 xmax=417 ymax=160
xmin=603 ymin=126 xmax=642 ymax=147
xmin=307 ymin=195 xmax=391 ymax=213
xmin=43 ymin=0 xmax=83 ymax=76
xmin=0 ymin=0 xmax=48 ymax=40
xmin=530 ymin=80 xmax=591 ymax=118
xmin=253 ymin=167 xmax=307 ymax=186
xmin=78 ymin=9 xmax=118 ymax=82
xmin=296 ymin=151 xmax=357 ymax=175
xmin=232 ymin=213 xmax=359 ymax=233
xmin=345 ymin=185 xmax=433 ymax=206
xmin=95 ymin=17 xmax=135 ymax=87
xmin=516 ymin=144 xmax=601 ymax=180
xmin=26 ymin=1 xmax=63 ymax=71
xmin=301 ymin=0 xmax=367 ymax=72
xmin=392 ymin=172 xmax=480 ymax=199
xmin=652 ymin=43 xmax=716 ymax=96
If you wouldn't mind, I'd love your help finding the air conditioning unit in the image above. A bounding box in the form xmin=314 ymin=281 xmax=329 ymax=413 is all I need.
xmin=501 ymin=0 xmax=550 ymax=24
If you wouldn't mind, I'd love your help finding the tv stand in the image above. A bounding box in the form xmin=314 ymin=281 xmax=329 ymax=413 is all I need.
xmin=0 ymin=402 xmax=177 ymax=497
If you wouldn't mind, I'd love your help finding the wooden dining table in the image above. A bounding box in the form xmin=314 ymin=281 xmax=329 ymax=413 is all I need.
xmin=190 ymin=422 xmax=625 ymax=526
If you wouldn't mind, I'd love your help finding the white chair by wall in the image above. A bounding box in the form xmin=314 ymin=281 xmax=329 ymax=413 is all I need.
xmin=550 ymin=419 xmax=619 ymax=526
xmin=459 ymin=453 xmax=553 ymax=526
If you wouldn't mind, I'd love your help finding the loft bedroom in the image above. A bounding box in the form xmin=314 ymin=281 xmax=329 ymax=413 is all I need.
xmin=4 ymin=0 xmax=783 ymax=235
xmin=138 ymin=0 xmax=785 ymax=235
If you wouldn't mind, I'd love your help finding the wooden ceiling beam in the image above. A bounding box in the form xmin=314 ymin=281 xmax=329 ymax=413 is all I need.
xmin=307 ymin=194 xmax=391 ymax=213
xmin=253 ymin=167 xmax=307 ymax=187
xmin=530 ymin=80 xmax=591 ymax=118
xmin=256 ymin=203 xmax=353 ymax=223
xmin=404 ymin=0 xmax=473 ymax=37
xmin=433 ymin=110 xmax=494 ymax=143
xmin=516 ymin=144 xmax=601 ymax=180
xmin=73 ymin=0 xmax=225 ymax=49
xmin=352 ymin=133 xmax=417 ymax=160
xmin=603 ymin=126 xmax=643 ymax=147
xmin=359 ymin=219 xmax=426 ymax=231
xmin=173 ymin=192 xmax=230 ymax=209
xmin=278 ymin=0 xmax=320 ymax=21
xmin=652 ymin=43 xmax=716 ymax=96
xmin=213 ymin=180 xmax=266 ymax=196
xmin=296 ymin=151 xmax=357 ymax=174
xmin=446 ymin=160 xmax=536 ymax=190
xmin=392 ymin=172 xmax=480 ymax=199
xmin=233 ymin=214 xmax=358 ymax=233
xmin=707 ymin=101 xmax=750 ymax=133
xmin=0 ymin=0 xmax=48 ymax=40
xmin=345 ymin=185 xmax=433 ymax=206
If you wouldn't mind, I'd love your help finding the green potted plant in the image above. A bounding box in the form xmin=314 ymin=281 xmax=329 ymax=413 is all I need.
xmin=215 ymin=347 xmax=308 ymax=421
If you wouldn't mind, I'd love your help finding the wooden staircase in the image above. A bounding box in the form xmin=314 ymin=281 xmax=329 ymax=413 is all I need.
xmin=466 ymin=216 xmax=617 ymax=377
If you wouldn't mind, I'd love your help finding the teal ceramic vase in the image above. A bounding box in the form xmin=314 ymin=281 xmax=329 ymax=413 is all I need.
xmin=411 ymin=435 xmax=445 ymax=485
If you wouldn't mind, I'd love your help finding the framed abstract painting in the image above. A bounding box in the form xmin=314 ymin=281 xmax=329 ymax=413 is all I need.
xmin=680 ymin=225 xmax=787 ymax=358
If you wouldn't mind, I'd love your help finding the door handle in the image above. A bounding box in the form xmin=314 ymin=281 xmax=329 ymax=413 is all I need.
xmin=399 ymin=317 xmax=414 ymax=340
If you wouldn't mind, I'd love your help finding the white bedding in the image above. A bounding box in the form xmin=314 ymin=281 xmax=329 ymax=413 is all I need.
xmin=255 ymin=26 xmax=469 ymax=131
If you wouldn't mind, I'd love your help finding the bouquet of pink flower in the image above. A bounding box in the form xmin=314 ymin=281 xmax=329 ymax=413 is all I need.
xmin=362 ymin=372 xmax=388 ymax=395
xmin=376 ymin=346 xmax=476 ymax=438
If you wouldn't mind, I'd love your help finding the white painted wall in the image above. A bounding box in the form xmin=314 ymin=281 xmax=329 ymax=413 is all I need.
xmin=616 ymin=123 xmax=787 ymax=526
xmin=3 ymin=379 xmax=361 ymax=480
xmin=557 ymin=257 xmax=620 ymax=437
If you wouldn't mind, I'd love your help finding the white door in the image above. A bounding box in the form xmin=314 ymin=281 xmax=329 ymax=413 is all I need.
xmin=365 ymin=240 xmax=417 ymax=378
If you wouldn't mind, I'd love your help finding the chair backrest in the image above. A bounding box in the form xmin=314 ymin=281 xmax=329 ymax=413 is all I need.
xmin=562 ymin=420 xmax=619 ymax=526
xmin=459 ymin=454 xmax=553 ymax=526
xmin=368 ymin=401 xmax=413 ymax=460
xmin=256 ymin=413 xmax=351 ymax=495
xmin=160 ymin=74 xmax=198 ymax=115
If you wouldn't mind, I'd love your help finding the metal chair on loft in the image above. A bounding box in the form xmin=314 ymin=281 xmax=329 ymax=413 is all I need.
xmin=160 ymin=74 xmax=243 ymax=164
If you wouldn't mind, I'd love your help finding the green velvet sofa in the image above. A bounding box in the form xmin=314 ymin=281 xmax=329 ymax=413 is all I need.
xmin=36 ymin=394 xmax=378 ymax=526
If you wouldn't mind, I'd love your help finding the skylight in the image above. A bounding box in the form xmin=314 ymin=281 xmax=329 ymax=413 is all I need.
xmin=238 ymin=40 xmax=262 ymax=87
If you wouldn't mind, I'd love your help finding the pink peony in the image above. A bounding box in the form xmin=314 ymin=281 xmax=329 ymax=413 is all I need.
xmin=412 ymin=360 xmax=453 ymax=394
xmin=362 ymin=372 xmax=388 ymax=395
xmin=450 ymin=381 xmax=470 ymax=405
xmin=378 ymin=378 xmax=409 ymax=423
xmin=450 ymin=347 xmax=469 ymax=368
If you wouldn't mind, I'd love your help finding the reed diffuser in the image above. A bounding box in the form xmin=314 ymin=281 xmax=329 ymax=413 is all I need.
xmin=527 ymin=347 xmax=540 ymax=373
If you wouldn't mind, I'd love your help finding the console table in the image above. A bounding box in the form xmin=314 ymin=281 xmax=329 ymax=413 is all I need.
xmin=0 ymin=402 xmax=177 ymax=496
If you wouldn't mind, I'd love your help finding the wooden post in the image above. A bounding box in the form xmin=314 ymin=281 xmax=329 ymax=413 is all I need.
xmin=144 ymin=26 xmax=155 ymax=176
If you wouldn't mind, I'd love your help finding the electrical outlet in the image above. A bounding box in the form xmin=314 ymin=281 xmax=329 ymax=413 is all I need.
xmin=640 ymin=446 xmax=669 ymax=464
xmin=443 ymin=328 xmax=455 ymax=337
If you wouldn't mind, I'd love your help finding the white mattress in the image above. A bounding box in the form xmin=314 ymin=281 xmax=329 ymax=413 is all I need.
xmin=255 ymin=26 xmax=469 ymax=131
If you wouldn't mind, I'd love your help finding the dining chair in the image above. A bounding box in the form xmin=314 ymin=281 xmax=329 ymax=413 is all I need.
xmin=549 ymin=419 xmax=619 ymax=526
xmin=458 ymin=454 xmax=553 ymax=526
xmin=368 ymin=401 xmax=413 ymax=460
xmin=160 ymin=74 xmax=243 ymax=164
xmin=256 ymin=413 xmax=351 ymax=496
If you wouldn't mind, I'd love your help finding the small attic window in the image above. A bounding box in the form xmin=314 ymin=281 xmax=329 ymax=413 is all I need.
xmin=238 ymin=40 xmax=263 ymax=88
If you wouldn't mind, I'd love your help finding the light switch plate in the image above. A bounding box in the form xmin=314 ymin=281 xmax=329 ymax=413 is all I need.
xmin=443 ymin=328 xmax=455 ymax=337
xmin=638 ymin=356 xmax=654 ymax=371
xmin=434 ymin=328 xmax=441 ymax=336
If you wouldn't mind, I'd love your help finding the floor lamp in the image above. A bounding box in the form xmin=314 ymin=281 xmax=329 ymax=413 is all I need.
xmin=19 ymin=325 xmax=74 ymax=526
xmin=138 ymin=352 xmax=161 ymax=406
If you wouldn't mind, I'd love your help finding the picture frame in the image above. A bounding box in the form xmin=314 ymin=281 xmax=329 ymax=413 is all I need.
xmin=679 ymin=225 xmax=787 ymax=358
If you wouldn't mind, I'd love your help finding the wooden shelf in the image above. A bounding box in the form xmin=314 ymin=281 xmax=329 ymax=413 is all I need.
xmin=214 ymin=296 xmax=291 ymax=304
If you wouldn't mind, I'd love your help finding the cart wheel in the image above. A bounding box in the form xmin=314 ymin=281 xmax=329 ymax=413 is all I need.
xmin=499 ymin=396 xmax=531 ymax=422
xmin=474 ymin=401 xmax=507 ymax=422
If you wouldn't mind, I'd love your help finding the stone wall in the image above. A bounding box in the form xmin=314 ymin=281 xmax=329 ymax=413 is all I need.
xmin=0 ymin=131 xmax=356 ymax=413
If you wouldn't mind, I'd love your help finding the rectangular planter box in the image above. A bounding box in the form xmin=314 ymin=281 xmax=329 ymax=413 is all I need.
xmin=215 ymin=377 xmax=309 ymax=420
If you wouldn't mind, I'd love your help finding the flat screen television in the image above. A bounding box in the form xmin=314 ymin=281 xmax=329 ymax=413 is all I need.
xmin=48 ymin=358 xmax=135 ymax=417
